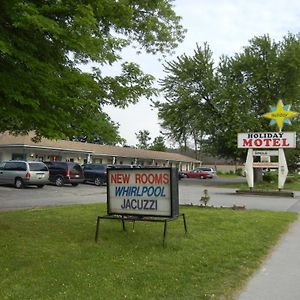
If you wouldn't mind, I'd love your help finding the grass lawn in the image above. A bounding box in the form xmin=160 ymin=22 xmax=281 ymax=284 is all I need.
xmin=224 ymin=179 xmax=300 ymax=191
xmin=218 ymin=174 xmax=300 ymax=191
xmin=0 ymin=204 xmax=297 ymax=300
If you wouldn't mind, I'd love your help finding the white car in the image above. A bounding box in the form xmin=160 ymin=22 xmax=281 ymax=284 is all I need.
xmin=197 ymin=167 xmax=216 ymax=177
xmin=0 ymin=160 xmax=49 ymax=188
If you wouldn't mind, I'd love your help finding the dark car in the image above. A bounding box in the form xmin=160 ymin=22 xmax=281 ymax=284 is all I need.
xmin=178 ymin=170 xmax=186 ymax=179
xmin=109 ymin=164 xmax=141 ymax=169
xmin=44 ymin=161 xmax=84 ymax=187
xmin=82 ymin=163 xmax=108 ymax=186
xmin=82 ymin=163 xmax=141 ymax=186
xmin=183 ymin=168 xmax=213 ymax=179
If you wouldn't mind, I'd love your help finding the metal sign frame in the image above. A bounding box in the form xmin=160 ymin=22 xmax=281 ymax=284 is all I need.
xmin=95 ymin=167 xmax=185 ymax=246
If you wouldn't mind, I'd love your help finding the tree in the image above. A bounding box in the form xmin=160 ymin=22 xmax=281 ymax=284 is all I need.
xmin=135 ymin=129 xmax=151 ymax=149
xmin=211 ymin=34 xmax=300 ymax=160
xmin=157 ymin=35 xmax=300 ymax=163
xmin=156 ymin=43 xmax=217 ymax=156
xmin=150 ymin=135 xmax=167 ymax=151
xmin=0 ymin=0 xmax=185 ymax=142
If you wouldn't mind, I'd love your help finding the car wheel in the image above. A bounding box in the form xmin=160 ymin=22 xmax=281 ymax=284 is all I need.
xmin=37 ymin=185 xmax=44 ymax=188
xmin=71 ymin=183 xmax=79 ymax=187
xmin=15 ymin=178 xmax=24 ymax=189
xmin=94 ymin=177 xmax=104 ymax=186
xmin=55 ymin=176 xmax=64 ymax=187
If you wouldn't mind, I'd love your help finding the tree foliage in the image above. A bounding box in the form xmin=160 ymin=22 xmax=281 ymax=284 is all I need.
xmin=156 ymin=43 xmax=216 ymax=155
xmin=211 ymin=34 xmax=300 ymax=160
xmin=135 ymin=129 xmax=151 ymax=149
xmin=149 ymin=135 xmax=167 ymax=151
xmin=0 ymin=0 xmax=185 ymax=143
xmin=157 ymin=34 xmax=300 ymax=162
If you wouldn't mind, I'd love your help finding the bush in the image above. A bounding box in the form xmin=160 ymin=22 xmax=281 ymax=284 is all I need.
xmin=285 ymin=174 xmax=300 ymax=183
xmin=263 ymin=172 xmax=277 ymax=183
xmin=235 ymin=168 xmax=243 ymax=176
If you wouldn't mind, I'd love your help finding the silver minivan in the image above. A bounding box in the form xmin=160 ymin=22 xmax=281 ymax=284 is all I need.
xmin=0 ymin=160 xmax=49 ymax=188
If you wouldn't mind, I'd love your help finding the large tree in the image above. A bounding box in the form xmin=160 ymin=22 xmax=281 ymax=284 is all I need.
xmin=157 ymin=35 xmax=300 ymax=162
xmin=211 ymin=34 xmax=300 ymax=160
xmin=156 ymin=43 xmax=217 ymax=155
xmin=0 ymin=0 xmax=185 ymax=143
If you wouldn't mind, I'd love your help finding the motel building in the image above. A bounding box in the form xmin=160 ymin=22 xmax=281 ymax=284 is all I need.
xmin=0 ymin=132 xmax=200 ymax=171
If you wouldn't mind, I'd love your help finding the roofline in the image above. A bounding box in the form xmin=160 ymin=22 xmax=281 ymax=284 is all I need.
xmin=0 ymin=144 xmax=93 ymax=154
xmin=0 ymin=134 xmax=201 ymax=163
xmin=0 ymin=144 xmax=200 ymax=163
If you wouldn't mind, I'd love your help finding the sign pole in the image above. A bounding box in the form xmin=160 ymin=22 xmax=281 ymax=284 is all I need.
xmin=245 ymin=149 xmax=254 ymax=190
xmin=278 ymin=148 xmax=288 ymax=190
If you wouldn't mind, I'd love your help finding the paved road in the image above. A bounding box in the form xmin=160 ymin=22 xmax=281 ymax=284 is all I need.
xmin=179 ymin=182 xmax=300 ymax=212
xmin=1 ymin=177 xmax=300 ymax=212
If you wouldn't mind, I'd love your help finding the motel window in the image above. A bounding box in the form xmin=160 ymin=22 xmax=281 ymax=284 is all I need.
xmin=12 ymin=153 xmax=26 ymax=160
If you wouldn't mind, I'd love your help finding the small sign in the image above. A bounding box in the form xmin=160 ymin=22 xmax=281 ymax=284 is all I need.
xmin=237 ymin=132 xmax=296 ymax=149
xmin=253 ymin=162 xmax=279 ymax=168
xmin=260 ymin=155 xmax=270 ymax=163
xmin=107 ymin=168 xmax=179 ymax=218
xmin=263 ymin=100 xmax=299 ymax=131
xmin=253 ymin=150 xmax=279 ymax=156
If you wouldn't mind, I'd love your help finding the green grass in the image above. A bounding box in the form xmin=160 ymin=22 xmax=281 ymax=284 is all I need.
xmin=223 ymin=178 xmax=300 ymax=191
xmin=216 ymin=173 xmax=300 ymax=191
xmin=0 ymin=204 xmax=297 ymax=300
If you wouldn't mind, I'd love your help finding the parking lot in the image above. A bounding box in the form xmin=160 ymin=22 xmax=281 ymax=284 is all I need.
xmin=2 ymin=176 xmax=300 ymax=213
xmin=0 ymin=183 xmax=107 ymax=211
xmin=0 ymin=177 xmax=239 ymax=211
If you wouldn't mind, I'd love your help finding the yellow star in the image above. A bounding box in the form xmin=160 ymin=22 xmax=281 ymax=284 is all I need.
xmin=263 ymin=100 xmax=298 ymax=131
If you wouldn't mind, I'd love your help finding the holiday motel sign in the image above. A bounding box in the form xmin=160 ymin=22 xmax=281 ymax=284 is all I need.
xmin=238 ymin=132 xmax=296 ymax=149
xmin=238 ymin=100 xmax=298 ymax=190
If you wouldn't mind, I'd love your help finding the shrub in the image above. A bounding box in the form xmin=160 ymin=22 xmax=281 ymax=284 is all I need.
xmin=263 ymin=172 xmax=277 ymax=183
xmin=235 ymin=168 xmax=243 ymax=176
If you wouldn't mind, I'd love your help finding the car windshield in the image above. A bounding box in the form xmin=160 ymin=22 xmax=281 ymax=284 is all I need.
xmin=29 ymin=163 xmax=48 ymax=171
xmin=71 ymin=164 xmax=82 ymax=172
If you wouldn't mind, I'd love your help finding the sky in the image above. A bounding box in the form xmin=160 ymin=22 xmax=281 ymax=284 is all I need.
xmin=103 ymin=0 xmax=300 ymax=147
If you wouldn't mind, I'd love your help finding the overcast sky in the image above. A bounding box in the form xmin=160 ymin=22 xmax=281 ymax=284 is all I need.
xmin=103 ymin=0 xmax=300 ymax=147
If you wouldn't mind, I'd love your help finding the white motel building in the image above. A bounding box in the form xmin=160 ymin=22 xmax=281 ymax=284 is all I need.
xmin=0 ymin=132 xmax=201 ymax=171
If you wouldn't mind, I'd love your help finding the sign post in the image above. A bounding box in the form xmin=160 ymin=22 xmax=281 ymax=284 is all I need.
xmin=238 ymin=131 xmax=296 ymax=190
xmin=95 ymin=167 xmax=187 ymax=246
xmin=238 ymin=100 xmax=298 ymax=191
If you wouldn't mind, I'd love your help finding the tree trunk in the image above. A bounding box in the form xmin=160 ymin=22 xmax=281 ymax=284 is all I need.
xmin=254 ymin=168 xmax=263 ymax=183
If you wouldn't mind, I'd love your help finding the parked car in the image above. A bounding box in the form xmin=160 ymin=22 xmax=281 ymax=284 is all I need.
xmin=83 ymin=163 xmax=142 ymax=186
xmin=82 ymin=163 xmax=108 ymax=186
xmin=178 ymin=170 xmax=186 ymax=179
xmin=197 ymin=167 xmax=216 ymax=176
xmin=183 ymin=168 xmax=213 ymax=179
xmin=44 ymin=161 xmax=84 ymax=187
xmin=109 ymin=164 xmax=141 ymax=169
xmin=0 ymin=160 xmax=49 ymax=188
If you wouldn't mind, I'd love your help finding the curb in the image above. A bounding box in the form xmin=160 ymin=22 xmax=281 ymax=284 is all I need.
xmin=236 ymin=190 xmax=294 ymax=197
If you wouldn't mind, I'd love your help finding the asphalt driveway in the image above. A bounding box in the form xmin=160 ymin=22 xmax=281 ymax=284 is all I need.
xmin=1 ymin=177 xmax=300 ymax=212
